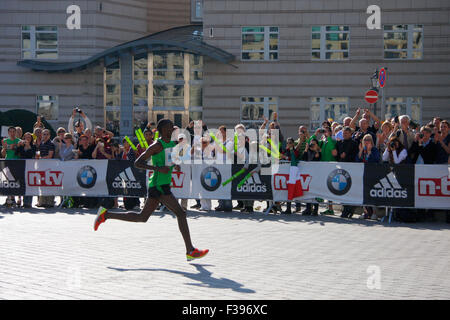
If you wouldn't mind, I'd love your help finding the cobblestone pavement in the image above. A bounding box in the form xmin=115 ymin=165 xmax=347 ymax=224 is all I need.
xmin=1 ymin=198 xmax=449 ymax=300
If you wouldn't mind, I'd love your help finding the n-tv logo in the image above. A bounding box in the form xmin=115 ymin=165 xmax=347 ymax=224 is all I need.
xmin=28 ymin=170 xmax=64 ymax=187
xmin=419 ymin=176 xmax=450 ymax=197
xmin=273 ymin=174 xmax=311 ymax=191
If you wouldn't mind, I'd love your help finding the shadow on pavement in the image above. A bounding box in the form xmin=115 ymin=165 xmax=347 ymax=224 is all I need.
xmin=107 ymin=264 xmax=255 ymax=294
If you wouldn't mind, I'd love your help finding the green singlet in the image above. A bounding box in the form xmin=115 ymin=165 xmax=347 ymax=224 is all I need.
xmin=148 ymin=138 xmax=176 ymax=188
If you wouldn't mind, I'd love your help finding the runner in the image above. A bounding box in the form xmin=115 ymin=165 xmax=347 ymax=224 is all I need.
xmin=94 ymin=119 xmax=209 ymax=262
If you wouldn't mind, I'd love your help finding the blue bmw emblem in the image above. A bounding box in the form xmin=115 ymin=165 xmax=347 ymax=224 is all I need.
xmin=327 ymin=169 xmax=351 ymax=195
xmin=200 ymin=166 xmax=222 ymax=192
xmin=77 ymin=165 xmax=97 ymax=189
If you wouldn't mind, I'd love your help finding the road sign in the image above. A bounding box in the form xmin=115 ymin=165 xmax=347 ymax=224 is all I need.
xmin=379 ymin=68 xmax=387 ymax=88
xmin=365 ymin=89 xmax=378 ymax=104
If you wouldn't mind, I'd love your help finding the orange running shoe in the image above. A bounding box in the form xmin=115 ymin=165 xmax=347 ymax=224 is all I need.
xmin=94 ymin=206 xmax=108 ymax=231
xmin=186 ymin=248 xmax=209 ymax=261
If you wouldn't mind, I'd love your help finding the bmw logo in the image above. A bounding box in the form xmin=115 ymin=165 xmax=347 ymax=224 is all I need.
xmin=77 ymin=165 xmax=97 ymax=189
xmin=327 ymin=169 xmax=352 ymax=195
xmin=200 ymin=166 xmax=222 ymax=192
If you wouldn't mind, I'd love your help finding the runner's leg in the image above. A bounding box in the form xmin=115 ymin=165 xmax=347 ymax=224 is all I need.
xmin=105 ymin=197 xmax=159 ymax=223
xmin=159 ymin=193 xmax=194 ymax=254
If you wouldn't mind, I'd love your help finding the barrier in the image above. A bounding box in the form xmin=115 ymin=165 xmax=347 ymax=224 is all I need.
xmin=0 ymin=159 xmax=449 ymax=209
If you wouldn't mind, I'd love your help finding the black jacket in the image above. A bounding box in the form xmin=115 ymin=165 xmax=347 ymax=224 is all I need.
xmin=336 ymin=139 xmax=359 ymax=163
xmin=410 ymin=140 xmax=438 ymax=164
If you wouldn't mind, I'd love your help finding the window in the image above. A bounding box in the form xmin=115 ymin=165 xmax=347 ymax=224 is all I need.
xmin=36 ymin=95 xmax=58 ymax=121
xmin=242 ymin=27 xmax=279 ymax=61
xmin=241 ymin=97 xmax=278 ymax=129
xmin=22 ymin=26 xmax=58 ymax=59
xmin=191 ymin=0 xmax=203 ymax=22
xmin=105 ymin=62 xmax=120 ymax=135
xmin=384 ymin=97 xmax=422 ymax=124
xmin=133 ymin=54 xmax=149 ymax=130
xmin=384 ymin=25 xmax=423 ymax=60
xmin=310 ymin=97 xmax=349 ymax=130
xmin=312 ymin=26 xmax=350 ymax=60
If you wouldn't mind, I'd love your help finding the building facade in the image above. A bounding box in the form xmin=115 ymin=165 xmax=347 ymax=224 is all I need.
xmin=1 ymin=0 xmax=449 ymax=138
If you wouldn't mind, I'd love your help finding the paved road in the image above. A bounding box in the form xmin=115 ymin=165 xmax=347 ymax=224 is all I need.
xmin=0 ymin=198 xmax=449 ymax=300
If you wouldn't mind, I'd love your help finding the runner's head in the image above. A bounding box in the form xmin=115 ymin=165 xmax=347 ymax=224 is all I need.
xmin=157 ymin=119 xmax=174 ymax=139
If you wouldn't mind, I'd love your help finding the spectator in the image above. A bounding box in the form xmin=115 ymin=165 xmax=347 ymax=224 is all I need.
xmin=1 ymin=127 xmax=21 ymax=206
xmin=36 ymin=129 xmax=55 ymax=208
xmin=52 ymin=127 xmax=66 ymax=159
xmin=410 ymin=126 xmax=437 ymax=164
xmin=376 ymin=121 xmax=393 ymax=154
xmin=83 ymin=128 xmax=95 ymax=147
xmin=110 ymin=141 xmax=122 ymax=160
xmin=353 ymin=118 xmax=377 ymax=147
xmin=198 ymin=136 xmax=215 ymax=212
xmin=16 ymin=132 xmax=36 ymax=208
xmin=33 ymin=115 xmax=45 ymax=130
xmin=281 ymin=137 xmax=302 ymax=214
xmin=15 ymin=126 xmax=23 ymax=140
xmin=435 ymin=120 xmax=450 ymax=164
xmin=92 ymin=136 xmax=112 ymax=159
xmin=76 ymin=135 xmax=95 ymax=159
xmin=2 ymin=127 xmax=20 ymax=160
xmin=213 ymin=125 xmax=233 ymax=212
xmin=356 ymin=134 xmax=381 ymax=163
xmin=68 ymin=108 xmax=92 ymax=145
xmin=336 ymin=126 xmax=359 ymax=218
xmin=58 ymin=133 xmax=78 ymax=161
xmin=356 ymin=134 xmax=381 ymax=220
xmin=382 ymin=136 xmax=408 ymax=164
xmin=318 ymin=126 xmax=337 ymax=215
xmin=33 ymin=127 xmax=43 ymax=147
xmin=137 ymin=128 xmax=154 ymax=156
xmin=120 ymin=137 xmax=137 ymax=163
xmin=389 ymin=115 xmax=415 ymax=151
xmin=300 ymin=138 xmax=321 ymax=216
xmin=172 ymin=133 xmax=191 ymax=211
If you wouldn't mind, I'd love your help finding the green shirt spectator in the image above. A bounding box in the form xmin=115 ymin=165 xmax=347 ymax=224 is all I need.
xmin=2 ymin=127 xmax=20 ymax=159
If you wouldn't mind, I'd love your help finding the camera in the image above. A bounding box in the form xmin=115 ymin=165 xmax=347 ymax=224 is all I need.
xmin=394 ymin=116 xmax=399 ymax=123
xmin=390 ymin=142 xmax=396 ymax=149
xmin=419 ymin=133 xmax=424 ymax=139
xmin=75 ymin=107 xmax=82 ymax=113
xmin=318 ymin=128 xmax=325 ymax=133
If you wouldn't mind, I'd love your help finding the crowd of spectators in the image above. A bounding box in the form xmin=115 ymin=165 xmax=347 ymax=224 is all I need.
xmin=1 ymin=107 xmax=449 ymax=222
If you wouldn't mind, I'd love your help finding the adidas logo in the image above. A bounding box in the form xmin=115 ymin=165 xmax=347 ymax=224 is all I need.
xmin=113 ymin=167 xmax=142 ymax=189
xmin=370 ymin=171 xmax=407 ymax=199
xmin=237 ymin=172 xmax=267 ymax=193
xmin=0 ymin=167 xmax=20 ymax=188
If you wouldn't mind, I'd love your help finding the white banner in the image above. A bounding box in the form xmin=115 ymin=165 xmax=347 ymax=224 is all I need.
xmin=191 ymin=164 xmax=232 ymax=200
xmin=25 ymin=159 xmax=108 ymax=196
xmin=415 ymin=164 xmax=450 ymax=209
xmin=271 ymin=162 xmax=364 ymax=204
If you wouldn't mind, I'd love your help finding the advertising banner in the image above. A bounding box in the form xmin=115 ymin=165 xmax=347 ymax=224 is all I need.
xmin=25 ymin=159 xmax=108 ymax=196
xmin=231 ymin=164 xmax=273 ymax=200
xmin=191 ymin=164 xmax=231 ymax=200
xmin=107 ymin=160 xmax=147 ymax=197
xmin=415 ymin=164 xmax=450 ymax=209
xmin=0 ymin=160 xmax=26 ymax=196
xmin=363 ymin=163 xmax=415 ymax=207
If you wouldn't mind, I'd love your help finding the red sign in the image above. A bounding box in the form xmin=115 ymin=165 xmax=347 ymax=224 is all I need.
xmin=273 ymin=174 xmax=311 ymax=191
xmin=147 ymin=170 xmax=185 ymax=188
xmin=379 ymin=68 xmax=387 ymax=88
xmin=365 ymin=90 xmax=378 ymax=104
xmin=418 ymin=176 xmax=450 ymax=197
xmin=28 ymin=171 xmax=64 ymax=187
